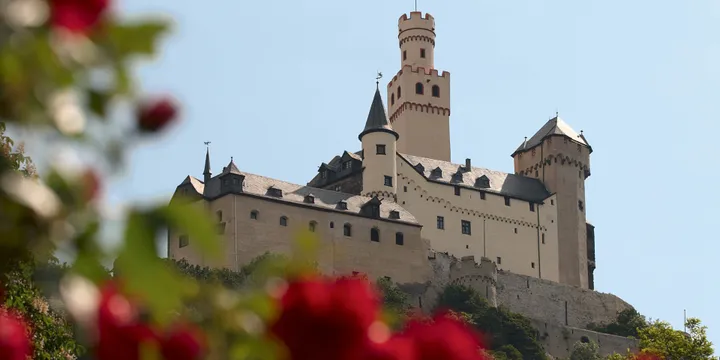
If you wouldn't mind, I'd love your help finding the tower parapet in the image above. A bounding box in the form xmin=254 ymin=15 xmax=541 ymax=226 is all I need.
xmin=398 ymin=12 xmax=436 ymax=69
xmin=387 ymin=12 xmax=451 ymax=161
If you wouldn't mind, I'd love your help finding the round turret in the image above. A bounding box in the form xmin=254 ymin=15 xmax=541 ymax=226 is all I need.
xmin=398 ymin=12 xmax=436 ymax=69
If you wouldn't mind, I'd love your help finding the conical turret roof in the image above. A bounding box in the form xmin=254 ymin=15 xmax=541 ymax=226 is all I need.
xmin=358 ymin=87 xmax=399 ymax=141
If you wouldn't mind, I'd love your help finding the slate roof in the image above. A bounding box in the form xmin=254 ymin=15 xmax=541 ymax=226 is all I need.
xmin=182 ymin=160 xmax=419 ymax=226
xmin=181 ymin=175 xmax=205 ymax=194
xmin=513 ymin=116 xmax=591 ymax=156
xmin=358 ymin=87 xmax=398 ymax=140
xmin=307 ymin=150 xmax=363 ymax=185
xmin=399 ymin=154 xmax=551 ymax=203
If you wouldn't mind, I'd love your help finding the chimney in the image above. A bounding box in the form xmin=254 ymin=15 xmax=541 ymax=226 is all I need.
xmin=465 ymin=158 xmax=472 ymax=171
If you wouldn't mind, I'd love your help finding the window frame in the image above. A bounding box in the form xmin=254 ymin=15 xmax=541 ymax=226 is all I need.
xmin=461 ymin=220 xmax=472 ymax=235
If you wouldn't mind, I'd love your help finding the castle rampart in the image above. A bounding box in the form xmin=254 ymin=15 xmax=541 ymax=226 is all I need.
xmin=397 ymin=253 xmax=637 ymax=359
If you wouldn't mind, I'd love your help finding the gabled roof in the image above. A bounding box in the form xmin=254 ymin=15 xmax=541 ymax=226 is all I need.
xmin=180 ymin=175 xmax=205 ymax=194
xmin=512 ymin=116 xmax=591 ymax=156
xmin=358 ymin=87 xmax=399 ymax=140
xmin=400 ymin=154 xmax=551 ymax=203
xmin=179 ymin=167 xmax=419 ymax=226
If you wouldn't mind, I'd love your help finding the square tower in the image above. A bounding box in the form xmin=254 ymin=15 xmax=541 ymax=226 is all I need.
xmin=512 ymin=116 xmax=593 ymax=288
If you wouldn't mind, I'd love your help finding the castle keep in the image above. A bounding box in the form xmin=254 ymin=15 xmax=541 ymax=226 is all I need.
xmin=167 ymin=11 xmax=628 ymax=358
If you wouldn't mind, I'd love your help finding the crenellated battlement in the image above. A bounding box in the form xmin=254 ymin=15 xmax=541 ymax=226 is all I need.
xmin=387 ymin=65 xmax=450 ymax=88
xmin=399 ymin=11 xmax=435 ymax=33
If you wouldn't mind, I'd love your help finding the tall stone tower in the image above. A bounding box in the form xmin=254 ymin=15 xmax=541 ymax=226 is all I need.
xmin=512 ymin=116 xmax=593 ymax=288
xmin=360 ymin=86 xmax=399 ymax=201
xmin=386 ymin=12 xmax=451 ymax=162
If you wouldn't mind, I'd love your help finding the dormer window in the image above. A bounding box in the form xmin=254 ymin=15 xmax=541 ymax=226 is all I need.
xmin=431 ymin=167 xmax=442 ymax=177
xmin=414 ymin=163 xmax=425 ymax=173
xmin=389 ymin=210 xmax=400 ymax=220
xmin=320 ymin=170 xmax=327 ymax=179
xmin=360 ymin=197 xmax=382 ymax=218
xmin=342 ymin=161 xmax=352 ymax=170
xmin=337 ymin=200 xmax=348 ymax=210
xmin=304 ymin=194 xmax=315 ymax=204
xmin=267 ymin=186 xmax=283 ymax=198
xmin=452 ymin=172 xmax=463 ymax=183
xmin=474 ymin=175 xmax=490 ymax=189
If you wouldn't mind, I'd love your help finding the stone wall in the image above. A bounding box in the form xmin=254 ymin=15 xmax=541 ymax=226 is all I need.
xmin=533 ymin=320 xmax=637 ymax=359
xmin=399 ymin=252 xmax=638 ymax=360
xmin=496 ymin=270 xmax=632 ymax=329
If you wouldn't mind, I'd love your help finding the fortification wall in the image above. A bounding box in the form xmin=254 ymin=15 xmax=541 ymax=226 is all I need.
xmin=403 ymin=253 xmax=637 ymax=360
xmin=496 ymin=270 xmax=632 ymax=329
xmin=533 ymin=320 xmax=637 ymax=359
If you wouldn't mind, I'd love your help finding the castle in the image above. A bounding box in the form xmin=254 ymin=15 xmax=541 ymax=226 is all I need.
xmin=168 ymin=11 xmax=633 ymax=358
xmin=170 ymin=10 xmax=594 ymax=290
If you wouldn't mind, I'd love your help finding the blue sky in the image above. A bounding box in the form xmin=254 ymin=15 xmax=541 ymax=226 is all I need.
xmin=103 ymin=0 xmax=719 ymax=348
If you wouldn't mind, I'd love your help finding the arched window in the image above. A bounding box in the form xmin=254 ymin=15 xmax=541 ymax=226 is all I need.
xmin=250 ymin=210 xmax=258 ymax=220
xmin=395 ymin=232 xmax=404 ymax=246
xmin=309 ymin=221 xmax=317 ymax=232
xmin=415 ymin=83 xmax=424 ymax=95
xmin=432 ymin=85 xmax=440 ymax=98
xmin=391 ymin=93 xmax=395 ymax=105
xmin=343 ymin=223 xmax=352 ymax=237
xmin=370 ymin=228 xmax=380 ymax=242
xmin=329 ymin=221 xmax=335 ymax=228
xmin=397 ymin=86 xmax=402 ymax=99
xmin=280 ymin=216 xmax=288 ymax=227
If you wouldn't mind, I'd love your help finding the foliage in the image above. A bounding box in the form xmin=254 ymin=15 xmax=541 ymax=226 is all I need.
xmin=570 ymin=341 xmax=602 ymax=360
xmin=587 ymin=308 xmax=649 ymax=338
xmin=490 ymin=344 xmax=523 ymax=360
xmin=637 ymin=318 xmax=716 ymax=360
xmin=376 ymin=277 xmax=411 ymax=315
xmin=2 ymin=258 xmax=82 ymax=359
xmin=435 ymin=284 xmax=547 ymax=360
xmin=165 ymin=252 xmax=287 ymax=290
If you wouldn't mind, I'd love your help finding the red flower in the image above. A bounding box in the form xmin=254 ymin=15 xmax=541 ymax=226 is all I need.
xmin=0 ymin=309 xmax=31 ymax=360
xmin=397 ymin=313 xmax=487 ymax=360
xmin=136 ymin=97 xmax=179 ymax=133
xmin=159 ymin=324 xmax=206 ymax=360
xmin=364 ymin=336 xmax=417 ymax=360
xmin=96 ymin=282 xmax=159 ymax=360
xmin=270 ymin=276 xmax=382 ymax=360
xmin=82 ymin=169 xmax=101 ymax=203
xmin=49 ymin=0 xmax=110 ymax=33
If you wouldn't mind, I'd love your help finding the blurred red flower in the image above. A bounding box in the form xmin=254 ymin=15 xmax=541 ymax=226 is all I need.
xmin=364 ymin=336 xmax=417 ymax=360
xmin=136 ymin=97 xmax=179 ymax=133
xmin=270 ymin=276 xmax=382 ymax=360
xmin=406 ymin=312 xmax=487 ymax=360
xmin=82 ymin=169 xmax=101 ymax=203
xmin=96 ymin=282 xmax=158 ymax=360
xmin=0 ymin=309 xmax=31 ymax=360
xmin=159 ymin=324 xmax=206 ymax=360
xmin=49 ymin=0 xmax=109 ymax=33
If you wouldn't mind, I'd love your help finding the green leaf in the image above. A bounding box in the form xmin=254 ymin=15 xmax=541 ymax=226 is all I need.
xmin=116 ymin=209 xmax=198 ymax=325
xmin=107 ymin=21 xmax=171 ymax=58
xmin=113 ymin=62 xmax=132 ymax=95
xmin=157 ymin=203 xmax=221 ymax=260
xmin=87 ymin=89 xmax=112 ymax=118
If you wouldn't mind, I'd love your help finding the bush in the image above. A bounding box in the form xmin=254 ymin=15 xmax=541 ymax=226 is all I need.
xmin=435 ymin=284 xmax=547 ymax=360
